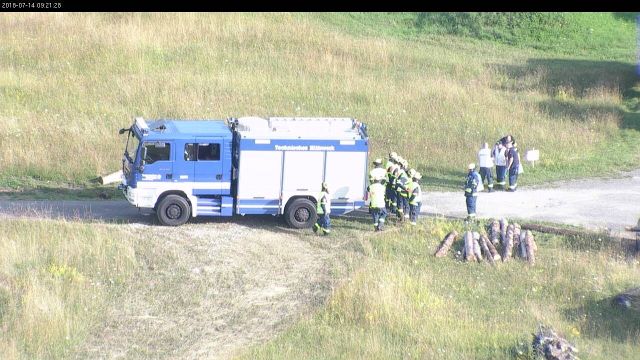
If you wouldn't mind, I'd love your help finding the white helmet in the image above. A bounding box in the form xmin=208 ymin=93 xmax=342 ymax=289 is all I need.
xmin=413 ymin=172 xmax=422 ymax=180
xmin=468 ymin=163 xmax=476 ymax=170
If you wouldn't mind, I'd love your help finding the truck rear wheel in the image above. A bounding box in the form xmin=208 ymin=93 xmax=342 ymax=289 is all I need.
xmin=285 ymin=198 xmax=317 ymax=229
xmin=157 ymin=194 xmax=191 ymax=226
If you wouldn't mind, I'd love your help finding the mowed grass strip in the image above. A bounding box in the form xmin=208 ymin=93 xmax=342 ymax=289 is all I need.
xmin=0 ymin=219 xmax=136 ymax=359
xmin=0 ymin=13 xmax=639 ymax=191
xmin=244 ymin=218 xmax=640 ymax=359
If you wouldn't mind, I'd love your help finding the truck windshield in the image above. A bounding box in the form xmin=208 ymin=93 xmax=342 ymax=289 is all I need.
xmin=124 ymin=131 xmax=140 ymax=163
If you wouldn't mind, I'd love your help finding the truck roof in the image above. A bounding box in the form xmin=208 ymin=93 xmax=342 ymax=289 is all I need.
xmin=234 ymin=117 xmax=367 ymax=140
xmin=138 ymin=119 xmax=232 ymax=140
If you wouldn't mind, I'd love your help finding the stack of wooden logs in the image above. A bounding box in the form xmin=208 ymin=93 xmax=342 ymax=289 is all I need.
xmin=434 ymin=218 xmax=538 ymax=265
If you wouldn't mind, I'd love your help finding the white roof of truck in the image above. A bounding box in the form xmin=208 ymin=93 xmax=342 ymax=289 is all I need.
xmin=235 ymin=117 xmax=365 ymax=140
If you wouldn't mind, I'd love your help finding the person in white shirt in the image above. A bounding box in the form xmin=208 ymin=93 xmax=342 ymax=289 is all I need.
xmin=492 ymin=141 xmax=507 ymax=190
xmin=477 ymin=142 xmax=494 ymax=192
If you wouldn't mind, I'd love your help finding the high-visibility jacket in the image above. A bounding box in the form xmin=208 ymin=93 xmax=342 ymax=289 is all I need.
xmin=387 ymin=167 xmax=397 ymax=187
xmin=369 ymin=167 xmax=386 ymax=183
xmin=317 ymin=191 xmax=331 ymax=214
xmin=368 ymin=182 xmax=386 ymax=209
xmin=396 ymin=170 xmax=409 ymax=195
xmin=404 ymin=178 xmax=413 ymax=198
xmin=408 ymin=182 xmax=422 ymax=205
xmin=464 ymin=172 xmax=478 ymax=197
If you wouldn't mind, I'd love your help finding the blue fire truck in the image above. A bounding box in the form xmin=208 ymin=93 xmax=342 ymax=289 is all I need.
xmin=119 ymin=117 xmax=369 ymax=227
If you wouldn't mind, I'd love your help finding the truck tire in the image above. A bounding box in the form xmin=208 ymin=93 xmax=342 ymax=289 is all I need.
xmin=157 ymin=194 xmax=191 ymax=226
xmin=285 ymin=198 xmax=317 ymax=229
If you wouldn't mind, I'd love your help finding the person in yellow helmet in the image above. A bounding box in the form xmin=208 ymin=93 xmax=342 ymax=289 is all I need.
xmin=408 ymin=171 xmax=422 ymax=225
xmin=367 ymin=176 xmax=387 ymax=231
xmin=313 ymin=182 xmax=331 ymax=235
xmin=369 ymin=158 xmax=386 ymax=184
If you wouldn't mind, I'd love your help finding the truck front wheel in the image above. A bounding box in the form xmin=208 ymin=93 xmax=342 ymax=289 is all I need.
xmin=284 ymin=198 xmax=317 ymax=229
xmin=157 ymin=194 xmax=191 ymax=226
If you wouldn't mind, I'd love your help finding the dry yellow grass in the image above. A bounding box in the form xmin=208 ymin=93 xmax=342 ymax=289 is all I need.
xmin=0 ymin=219 xmax=136 ymax=359
xmin=1 ymin=13 xmax=637 ymax=187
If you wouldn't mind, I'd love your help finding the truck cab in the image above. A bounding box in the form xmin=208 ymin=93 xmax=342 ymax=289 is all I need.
xmin=119 ymin=117 xmax=234 ymax=225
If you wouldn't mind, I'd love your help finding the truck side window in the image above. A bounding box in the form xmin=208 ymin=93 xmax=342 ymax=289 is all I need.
xmin=143 ymin=142 xmax=171 ymax=164
xmin=184 ymin=144 xmax=196 ymax=161
xmin=197 ymin=143 xmax=220 ymax=161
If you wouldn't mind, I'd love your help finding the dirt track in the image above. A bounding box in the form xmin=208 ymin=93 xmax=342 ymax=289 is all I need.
xmin=1 ymin=169 xmax=638 ymax=234
xmin=422 ymin=169 xmax=640 ymax=237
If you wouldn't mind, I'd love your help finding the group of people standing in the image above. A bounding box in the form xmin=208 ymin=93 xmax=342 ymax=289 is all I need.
xmin=314 ymin=135 xmax=522 ymax=233
xmin=313 ymin=152 xmax=423 ymax=235
xmin=366 ymin=152 xmax=423 ymax=231
xmin=464 ymin=134 xmax=522 ymax=219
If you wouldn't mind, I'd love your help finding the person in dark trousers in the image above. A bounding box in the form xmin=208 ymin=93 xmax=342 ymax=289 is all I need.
xmin=408 ymin=172 xmax=422 ymax=225
xmin=506 ymin=142 xmax=521 ymax=191
xmin=313 ymin=182 xmax=331 ymax=235
xmin=367 ymin=179 xmax=387 ymax=231
xmin=464 ymin=163 xmax=479 ymax=220
xmin=493 ymin=141 xmax=507 ymax=190
xmin=385 ymin=162 xmax=398 ymax=215
xmin=477 ymin=142 xmax=494 ymax=192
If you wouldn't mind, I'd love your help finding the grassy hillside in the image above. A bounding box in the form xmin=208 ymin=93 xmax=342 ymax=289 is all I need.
xmin=244 ymin=218 xmax=640 ymax=359
xmin=0 ymin=219 xmax=135 ymax=359
xmin=0 ymin=12 xmax=639 ymax=193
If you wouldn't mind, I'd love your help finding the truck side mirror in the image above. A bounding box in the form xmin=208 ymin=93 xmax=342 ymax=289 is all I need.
xmin=138 ymin=146 xmax=147 ymax=170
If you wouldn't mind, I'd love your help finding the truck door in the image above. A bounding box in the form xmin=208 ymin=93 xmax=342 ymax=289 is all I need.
xmin=193 ymin=137 xmax=225 ymax=195
xmin=140 ymin=141 xmax=173 ymax=181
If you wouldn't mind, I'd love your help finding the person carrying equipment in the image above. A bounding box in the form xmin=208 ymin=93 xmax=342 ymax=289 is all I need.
xmin=407 ymin=171 xmax=422 ymax=225
xmin=313 ymin=182 xmax=331 ymax=235
xmin=464 ymin=163 xmax=479 ymax=220
xmin=367 ymin=178 xmax=387 ymax=231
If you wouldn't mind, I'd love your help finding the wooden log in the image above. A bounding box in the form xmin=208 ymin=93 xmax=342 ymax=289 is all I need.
xmin=435 ymin=230 xmax=458 ymax=257
xmin=488 ymin=219 xmax=501 ymax=245
xmin=524 ymin=230 xmax=536 ymax=266
xmin=519 ymin=229 xmax=528 ymax=258
xmin=472 ymin=232 xmax=483 ymax=262
xmin=479 ymin=235 xmax=496 ymax=265
xmin=500 ymin=218 xmax=509 ymax=247
xmin=481 ymin=234 xmax=501 ymax=262
xmin=99 ymin=170 xmax=123 ymax=185
xmin=502 ymin=224 xmax=515 ymax=261
xmin=513 ymin=223 xmax=522 ymax=255
xmin=463 ymin=231 xmax=476 ymax=262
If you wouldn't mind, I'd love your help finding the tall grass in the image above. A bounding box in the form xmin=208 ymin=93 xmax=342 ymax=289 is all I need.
xmin=0 ymin=13 xmax=638 ymax=190
xmin=0 ymin=219 xmax=136 ymax=359
xmin=244 ymin=218 xmax=640 ymax=359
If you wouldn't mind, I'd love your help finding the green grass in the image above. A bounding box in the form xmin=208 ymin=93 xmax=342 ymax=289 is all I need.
xmin=0 ymin=219 xmax=136 ymax=359
xmin=243 ymin=217 xmax=640 ymax=359
xmin=0 ymin=13 xmax=639 ymax=195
